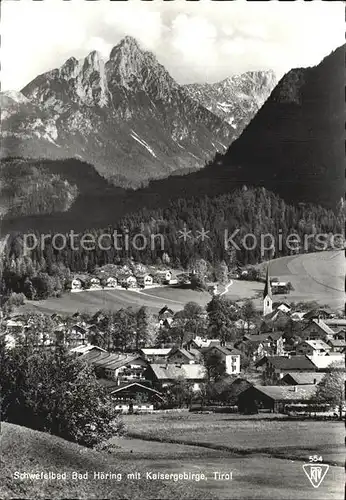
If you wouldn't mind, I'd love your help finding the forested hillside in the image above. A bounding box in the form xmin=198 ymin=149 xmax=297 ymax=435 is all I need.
xmin=1 ymin=186 xmax=343 ymax=305
xmin=0 ymin=158 xmax=78 ymax=217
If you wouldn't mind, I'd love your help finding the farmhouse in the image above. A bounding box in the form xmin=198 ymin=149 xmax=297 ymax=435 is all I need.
xmin=155 ymin=270 xmax=172 ymax=284
xmin=273 ymin=302 xmax=291 ymax=314
xmin=105 ymin=276 xmax=117 ymax=288
xmin=279 ymin=372 xmax=324 ymax=386
xmin=139 ymin=348 xmax=172 ymax=363
xmin=66 ymin=324 xmax=88 ymax=347
xmin=89 ymin=277 xmax=102 ymax=289
xmin=147 ymin=363 xmax=207 ymax=391
xmin=327 ymin=338 xmax=346 ymax=353
xmin=136 ymin=274 xmax=154 ymax=287
xmin=167 ymin=347 xmax=196 ymax=364
xmin=119 ymin=274 xmax=137 ymax=288
xmin=271 ymin=281 xmax=290 ymax=294
xmin=303 ymin=309 xmax=333 ymax=321
xmin=238 ymin=384 xmax=318 ymax=414
xmin=186 ymin=336 xmax=221 ymax=350
xmin=295 ymin=339 xmax=331 ymax=356
xmin=98 ymin=380 xmax=164 ymax=412
xmin=255 ymin=355 xmax=316 ymax=384
xmin=301 ymin=319 xmax=335 ymax=341
xmin=323 ymin=318 xmax=346 ymax=334
xmin=71 ymin=278 xmax=83 ymax=291
xmin=83 ymin=351 xmax=148 ymax=382
xmin=158 ymin=305 xmax=174 ymax=319
xmin=236 ymin=332 xmax=285 ymax=361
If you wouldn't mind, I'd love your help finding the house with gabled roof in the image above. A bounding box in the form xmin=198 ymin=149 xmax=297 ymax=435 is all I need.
xmin=279 ymin=372 xmax=324 ymax=386
xmin=83 ymin=351 xmax=149 ymax=382
xmin=323 ymin=318 xmax=346 ymax=334
xmin=147 ymin=363 xmax=207 ymax=391
xmin=201 ymin=344 xmax=241 ymax=375
xmin=238 ymin=384 xmax=318 ymax=414
xmin=135 ymin=273 xmax=154 ymax=287
xmin=154 ymin=270 xmax=172 ymax=284
xmin=327 ymin=338 xmax=346 ymax=353
xmin=167 ymin=347 xmax=196 ymax=365
xmin=235 ymin=332 xmax=285 ymax=361
xmin=296 ymin=339 xmax=331 ymax=357
xmin=255 ymin=355 xmax=316 ymax=384
xmin=303 ymin=309 xmax=333 ymax=321
xmin=98 ymin=380 xmax=164 ymax=412
xmin=139 ymin=348 xmax=172 ymax=363
xmin=70 ymin=344 xmax=107 ymax=357
xmin=301 ymin=318 xmax=335 ymax=341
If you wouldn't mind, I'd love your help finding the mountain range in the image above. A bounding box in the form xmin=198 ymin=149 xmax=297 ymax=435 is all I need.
xmin=0 ymin=36 xmax=276 ymax=188
xmin=1 ymin=42 xmax=343 ymax=238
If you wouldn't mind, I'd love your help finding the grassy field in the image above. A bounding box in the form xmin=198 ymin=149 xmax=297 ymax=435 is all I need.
xmin=123 ymin=412 xmax=344 ymax=465
xmin=255 ymin=250 xmax=345 ymax=310
xmin=112 ymin=412 xmax=344 ymax=500
xmin=20 ymin=250 xmax=344 ymax=315
xmin=2 ymin=417 xmax=343 ymax=500
xmin=0 ymin=422 xmax=211 ymax=500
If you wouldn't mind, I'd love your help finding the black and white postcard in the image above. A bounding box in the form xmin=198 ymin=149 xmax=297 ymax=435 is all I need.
xmin=0 ymin=1 xmax=344 ymax=499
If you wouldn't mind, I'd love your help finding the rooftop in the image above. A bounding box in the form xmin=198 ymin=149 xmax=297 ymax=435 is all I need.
xmin=251 ymin=384 xmax=317 ymax=402
xmin=307 ymin=354 xmax=345 ymax=370
xmin=256 ymin=355 xmax=316 ymax=371
xmin=281 ymin=372 xmax=324 ymax=385
xmin=150 ymin=363 xmax=206 ymax=381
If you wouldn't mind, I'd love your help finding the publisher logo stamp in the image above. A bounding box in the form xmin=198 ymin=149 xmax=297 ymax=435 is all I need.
xmin=302 ymin=456 xmax=329 ymax=488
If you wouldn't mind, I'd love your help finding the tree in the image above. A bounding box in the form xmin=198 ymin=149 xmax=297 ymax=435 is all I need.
xmin=165 ymin=377 xmax=194 ymax=408
xmin=214 ymin=261 xmax=228 ymax=285
xmin=202 ymin=351 xmax=226 ymax=383
xmin=315 ymin=368 xmax=345 ymax=419
xmin=189 ymin=258 xmax=208 ymax=290
xmin=0 ymin=342 xmax=123 ymax=446
xmin=241 ymin=300 xmax=257 ymax=334
xmin=206 ymin=296 xmax=239 ymax=344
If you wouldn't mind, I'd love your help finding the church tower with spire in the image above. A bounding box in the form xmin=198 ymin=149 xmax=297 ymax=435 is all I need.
xmin=263 ymin=265 xmax=273 ymax=316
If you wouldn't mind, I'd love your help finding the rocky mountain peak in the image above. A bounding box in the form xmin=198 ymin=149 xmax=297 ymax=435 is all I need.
xmin=109 ymin=36 xmax=142 ymax=59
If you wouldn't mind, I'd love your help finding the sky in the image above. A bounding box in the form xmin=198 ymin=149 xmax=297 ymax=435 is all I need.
xmin=1 ymin=0 xmax=344 ymax=91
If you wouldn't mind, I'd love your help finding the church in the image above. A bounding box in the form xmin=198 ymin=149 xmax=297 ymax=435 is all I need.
xmin=263 ymin=266 xmax=273 ymax=317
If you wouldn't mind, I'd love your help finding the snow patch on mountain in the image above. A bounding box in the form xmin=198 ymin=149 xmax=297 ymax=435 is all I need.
xmin=130 ymin=130 xmax=157 ymax=158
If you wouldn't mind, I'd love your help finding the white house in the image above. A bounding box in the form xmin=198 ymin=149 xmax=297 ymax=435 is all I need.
xmin=136 ymin=274 xmax=154 ymax=287
xmin=89 ymin=277 xmax=101 ymax=289
xmin=296 ymin=340 xmax=331 ymax=357
xmin=155 ymin=270 xmax=172 ymax=284
xmin=106 ymin=276 xmax=117 ymax=288
xmin=71 ymin=278 xmax=83 ymax=291
xmin=203 ymin=345 xmax=241 ymax=375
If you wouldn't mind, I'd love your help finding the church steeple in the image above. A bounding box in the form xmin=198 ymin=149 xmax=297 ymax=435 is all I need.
xmin=263 ymin=265 xmax=273 ymax=316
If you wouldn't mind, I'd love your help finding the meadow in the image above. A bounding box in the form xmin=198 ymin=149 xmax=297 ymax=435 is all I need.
xmin=123 ymin=412 xmax=344 ymax=465
xmin=20 ymin=250 xmax=344 ymax=316
xmin=110 ymin=412 xmax=344 ymax=500
xmin=1 ymin=415 xmax=343 ymax=499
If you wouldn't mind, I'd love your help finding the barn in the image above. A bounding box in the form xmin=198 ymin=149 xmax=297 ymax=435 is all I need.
xmin=237 ymin=384 xmax=317 ymax=414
